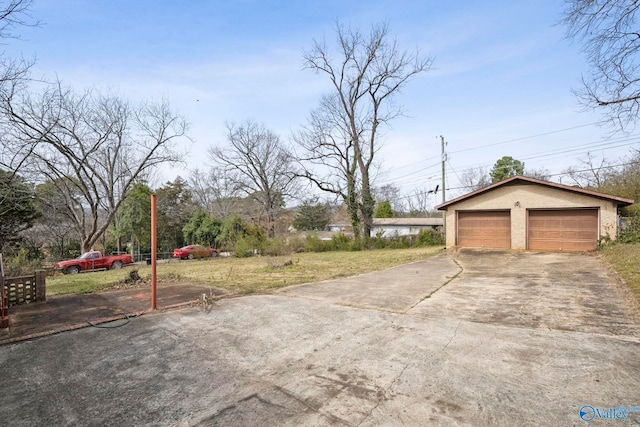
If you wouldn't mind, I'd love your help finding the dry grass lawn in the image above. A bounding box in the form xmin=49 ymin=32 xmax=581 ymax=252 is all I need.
xmin=600 ymin=243 xmax=640 ymax=305
xmin=47 ymin=246 xmax=445 ymax=296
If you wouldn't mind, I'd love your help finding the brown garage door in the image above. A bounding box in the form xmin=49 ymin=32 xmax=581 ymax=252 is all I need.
xmin=457 ymin=210 xmax=511 ymax=249
xmin=528 ymin=209 xmax=598 ymax=252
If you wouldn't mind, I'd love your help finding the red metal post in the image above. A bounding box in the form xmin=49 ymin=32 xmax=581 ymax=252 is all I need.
xmin=0 ymin=254 xmax=8 ymax=328
xmin=151 ymin=194 xmax=157 ymax=310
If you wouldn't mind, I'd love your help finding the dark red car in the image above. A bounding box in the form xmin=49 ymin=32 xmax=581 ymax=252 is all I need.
xmin=172 ymin=245 xmax=220 ymax=260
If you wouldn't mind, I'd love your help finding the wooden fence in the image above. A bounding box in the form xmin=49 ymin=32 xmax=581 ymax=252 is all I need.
xmin=0 ymin=254 xmax=6 ymax=328
xmin=4 ymin=271 xmax=47 ymax=306
xmin=0 ymin=254 xmax=46 ymax=328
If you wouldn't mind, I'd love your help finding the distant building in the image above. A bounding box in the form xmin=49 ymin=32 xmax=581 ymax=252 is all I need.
xmin=326 ymin=223 xmax=353 ymax=234
xmin=371 ymin=218 xmax=444 ymax=238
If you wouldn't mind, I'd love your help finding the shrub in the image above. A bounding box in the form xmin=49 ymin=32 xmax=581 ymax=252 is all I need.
xmin=2 ymin=248 xmax=44 ymax=277
xmin=597 ymin=234 xmax=614 ymax=248
xmin=233 ymin=235 xmax=265 ymax=258
xmin=417 ymin=229 xmax=445 ymax=246
xmin=348 ymin=238 xmax=362 ymax=251
xmin=618 ymin=216 xmax=640 ymax=244
xmin=331 ymin=232 xmax=351 ymax=251
xmin=60 ymin=241 xmax=81 ymax=260
xmin=304 ymin=235 xmax=332 ymax=252
xmin=372 ymin=236 xmax=387 ymax=249
xmin=263 ymin=237 xmax=288 ymax=257
xmin=285 ymin=236 xmax=306 ymax=253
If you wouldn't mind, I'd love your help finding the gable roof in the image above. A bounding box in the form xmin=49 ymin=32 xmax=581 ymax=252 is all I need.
xmin=435 ymin=175 xmax=634 ymax=210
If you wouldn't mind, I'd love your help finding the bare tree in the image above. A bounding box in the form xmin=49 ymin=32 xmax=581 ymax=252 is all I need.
xmin=0 ymin=0 xmax=38 ymax=173
xmin=562 ymin=152 xmax=612 ymax=189
xmin=31 ymin=179 xmax=78 ymax=257
xmin=373 ymin=183 xmax=405 ymax=213
xmin=524 ymin=167 xmax=551 ymax=181
xmin=0 ymin=81 xmax=188 ymax=252
xmin=189 ymin=166 xmax=241 ymax=219
xmin=460 ymin=167 xmax=491 ymax=191
xmin=405 ymin=186 xmax=440 ymax=217
xmin=299 ymin=21 xmax=433 ymax=239
xmin=600 ymin=148 xmax=640 ymax=214
xmin=0 ymin=168 xmax=38 ymax=251
xmin=292 ymin=93 xmax=363 ymax=237
xmin=563 ymin=0 xmax=640 ymax=129
xmin=209 ymin=120 xmax=298 ymax=237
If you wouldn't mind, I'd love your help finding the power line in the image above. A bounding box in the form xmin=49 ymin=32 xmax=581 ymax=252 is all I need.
xmin=382 ymin=122 xmax=601 ymax=175
xmin=441 ymin=135 xmax=639 ymax=176
xmin=448 ymin=122 xmax=600 ymax=154
xmin=378 ymin=127 xmax=638 ymax=199
xmin=444 ymin=160 xmax=640 ymax=192
xmin=384 ymin=160 xmax=441 ymax=182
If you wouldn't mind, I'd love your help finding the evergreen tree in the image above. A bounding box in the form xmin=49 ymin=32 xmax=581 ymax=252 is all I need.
xmin=374 ymin=201 xmax=393 ymax=218
xmin=293 ymin=199 xmax=331 ymax=231
xmin=490 ymin=156 xmax=525 ymax=183
xmin=0 ymin=170 xmax=39 ymax=251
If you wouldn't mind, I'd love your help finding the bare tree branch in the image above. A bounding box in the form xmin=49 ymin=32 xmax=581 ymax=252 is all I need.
xmin=561 ymin=152 xmax=612 ymax=189
xmin=460 ymin=167 xmax=491 ymax=191
xmin=564 ymin=0 xmax=640 ymax=129
xmin=0 ymin=0 xmax=38 ymax=40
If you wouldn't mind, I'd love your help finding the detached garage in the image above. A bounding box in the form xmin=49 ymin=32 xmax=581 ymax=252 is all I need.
xmin=436 ymin=176 xmax=634 ymax=252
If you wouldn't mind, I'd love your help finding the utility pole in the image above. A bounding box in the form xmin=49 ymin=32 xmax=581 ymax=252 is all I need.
xmin=440 ymin=135 xmax=446 ymax=204
xmin=151 ymin=194 xmax=157 ymax=311
xmin=440 ymin=135 xmax=447 ymax=237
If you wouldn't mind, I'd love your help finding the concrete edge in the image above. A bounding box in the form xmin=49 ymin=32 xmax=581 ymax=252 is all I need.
xmin=0 ymin=300 xmax=199 ymax=346
xmin=275 ymin=248 xmax=449 ymax=294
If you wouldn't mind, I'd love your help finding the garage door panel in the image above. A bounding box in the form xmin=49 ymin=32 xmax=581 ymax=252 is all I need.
xmin=566 ymin=230 xmax=598 ymax=240
xmin=458 ymin=211 xmax=511 ymax=249
xmin=562 ymin=242 xmax=585 ymax=251
xmin=528 ymin=209 xmax=598 ymax=252
xmin=580 ymin=231 xmax=598 ymax=239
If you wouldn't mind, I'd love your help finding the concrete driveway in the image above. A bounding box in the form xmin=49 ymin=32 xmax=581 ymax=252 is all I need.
xmin=1 ymin=250 xmax=639 ymax=426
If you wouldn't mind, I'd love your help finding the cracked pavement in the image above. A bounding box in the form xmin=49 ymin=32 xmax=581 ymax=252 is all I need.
xmin=1 ymin=250 xmax=639 ymax=426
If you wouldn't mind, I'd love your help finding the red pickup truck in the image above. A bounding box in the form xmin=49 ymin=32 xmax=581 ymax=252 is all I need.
xmin=55 ymin=251 xmax=134 ymax=274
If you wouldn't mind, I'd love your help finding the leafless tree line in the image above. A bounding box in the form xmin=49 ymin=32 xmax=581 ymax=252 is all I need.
xmin=0 ymin=80 xmax=188 ymax=252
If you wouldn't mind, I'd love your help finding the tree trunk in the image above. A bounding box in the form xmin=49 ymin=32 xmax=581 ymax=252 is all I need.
xmin=360 ymin=180 xmax=374 ymax=240
xmin=346 ymin=174 xmax=360 ymax=241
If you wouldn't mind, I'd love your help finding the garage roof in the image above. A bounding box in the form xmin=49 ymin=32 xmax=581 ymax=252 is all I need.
xmin=436 ymin=175 xmax=634 ymax=210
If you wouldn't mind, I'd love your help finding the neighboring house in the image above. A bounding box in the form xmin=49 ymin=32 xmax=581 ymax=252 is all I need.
xmin=435 ymin=175 xmax=634 ymax=252
xmin=293 ymin=230 xmax=339 ymax=241
xmin=370 ymin=218 xmax=444 ymax=238
xmin=326 ymin=223 xmax=353 ymax=234
xmin=291 ymin=224 xmax=354 ymax=241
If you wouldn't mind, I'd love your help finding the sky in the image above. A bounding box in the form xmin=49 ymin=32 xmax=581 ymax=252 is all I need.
xmin=5 ymin=0 xmax=640 ymax=205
